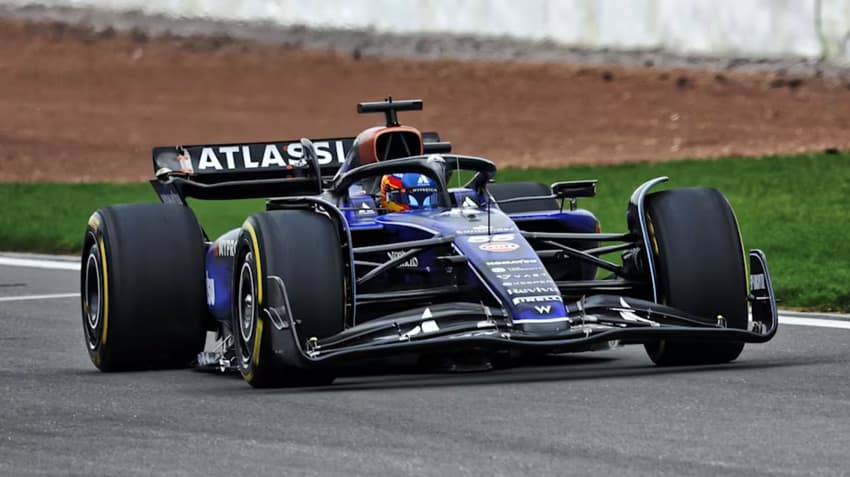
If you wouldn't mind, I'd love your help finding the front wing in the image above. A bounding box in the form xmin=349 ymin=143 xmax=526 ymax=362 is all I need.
xmin=249 ymin=250 xmax=778 ymax=369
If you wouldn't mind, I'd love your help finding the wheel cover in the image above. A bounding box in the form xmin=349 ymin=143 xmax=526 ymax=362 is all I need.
xmin=83 ymin=249 xmax=102 ymax=350
xmin=237 ymin=253 xmax=256 ymax=363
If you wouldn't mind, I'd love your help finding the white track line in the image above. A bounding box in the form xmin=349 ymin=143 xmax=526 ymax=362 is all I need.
xmin=778 ymin=316 xmax=850 ymax=330
xmin=779 ymin=310 xmax=850 ymax=321
xmin=0 ymin=257 xmax=80 ymax=271
xmin=0 ymin=293 xmax=80 ymax=303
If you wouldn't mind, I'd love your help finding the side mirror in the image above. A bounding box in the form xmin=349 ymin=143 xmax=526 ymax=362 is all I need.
xmin=551 ymin=180 xmax=597 ymax=210
xmin=551 ymin=180 xmax=597 ymax=199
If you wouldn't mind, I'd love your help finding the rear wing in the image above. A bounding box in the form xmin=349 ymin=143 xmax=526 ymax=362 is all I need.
xmin=153 ymin=137 xmax=353 ymax=184
xmin=150 ymin=132 xmax=447 ymax=203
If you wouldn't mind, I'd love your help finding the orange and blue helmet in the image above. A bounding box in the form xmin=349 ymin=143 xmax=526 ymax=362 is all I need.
xmin=380 ymin=173 xmax=439 ymax=212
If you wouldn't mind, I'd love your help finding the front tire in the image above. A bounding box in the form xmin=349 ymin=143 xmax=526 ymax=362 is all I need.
xmin=81 ymin=204 xmax=207 ymax=371
xmin=233 ymin=210 xmax=346 ymax=387
xmin=642 ymin=188 xmax=749 ymax=366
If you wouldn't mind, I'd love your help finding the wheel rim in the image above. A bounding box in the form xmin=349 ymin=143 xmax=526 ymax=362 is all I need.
xmin=83 ymin=249 xmax=102 ymax=349
xmin=237 ymin=253 xmax=256 ymax=362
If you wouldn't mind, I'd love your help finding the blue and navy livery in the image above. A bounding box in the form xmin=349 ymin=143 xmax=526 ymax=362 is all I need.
xmin=150 ymin=97 xmax=779 ymax=373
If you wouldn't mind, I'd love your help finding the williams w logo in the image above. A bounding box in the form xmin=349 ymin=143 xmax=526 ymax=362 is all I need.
xmin=534 ymin=305 xmax=552 ymax=314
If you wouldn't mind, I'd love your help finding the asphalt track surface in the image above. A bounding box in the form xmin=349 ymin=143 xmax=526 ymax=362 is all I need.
xmin=2 ymin=260 xmax=850 ymax=476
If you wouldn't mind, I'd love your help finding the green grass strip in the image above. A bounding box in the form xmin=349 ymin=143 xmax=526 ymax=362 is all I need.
xmin=2 ymin=153 xmax=848 ymax=311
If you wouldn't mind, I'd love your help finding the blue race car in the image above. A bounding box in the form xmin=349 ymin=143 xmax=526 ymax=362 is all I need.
xmin=80 ymin=98 xmax=778 ymax=387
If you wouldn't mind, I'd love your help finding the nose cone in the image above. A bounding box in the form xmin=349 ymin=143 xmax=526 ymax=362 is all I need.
xmin=452 ymin=229 xmax=568 ymax=326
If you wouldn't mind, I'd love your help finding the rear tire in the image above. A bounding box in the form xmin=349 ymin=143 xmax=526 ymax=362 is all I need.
xmin=234 ymin=210 xmax=346 ymax=388
xmin=81 ymin=204 xmax=207 ymax=371
xmin=642 ymin=188 xmax=748 ymax=366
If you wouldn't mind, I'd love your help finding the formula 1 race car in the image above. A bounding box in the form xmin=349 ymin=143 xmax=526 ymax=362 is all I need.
xmin=80 ymin=98 xmax=778 ymax=387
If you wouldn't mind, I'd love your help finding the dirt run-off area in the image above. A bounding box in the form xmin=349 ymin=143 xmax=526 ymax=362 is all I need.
xmin=1 ymin=17 xmax=850 ymax=182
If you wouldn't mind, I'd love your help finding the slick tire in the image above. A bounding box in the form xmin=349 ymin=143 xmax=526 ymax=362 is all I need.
xmin=234 ymin=210 xmax=346 ymax=388
xmin=642 ymin=188 xmax=749 ymax=366
xmin=81 ymin=204 xmax=207 ymax=371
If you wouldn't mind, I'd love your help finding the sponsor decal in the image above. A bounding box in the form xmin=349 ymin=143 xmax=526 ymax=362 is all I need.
xmin=462 ymin=196 xmax=479 ymax=208
xmin=494 ymin=234 xmax=515 ymax=242
xmin=497 ymin=273 xmax=546 ymax=280
xmin=506 ymin=287 xmax=559 ymax=296
xmin=467 ymin=234 xmax=515 ymax=243
xmin=534 ymin=305 xmax=552 ymax=314
xmin=357 ymin=202 xmax=376 ymax=216
xmin=479 ymin=242 xmax=520 ymax=253
xmin=417 ymin=175 xmax=431 ymax=185
xmin=401 ymin=309 xmax=441 ymax=339
xmin=751 ymin=273 xmax=766 ymax=291
xmin=489 ymin=265 xmax=546 ymax=275
xmin=616 ymin=298 xmax=655 ymax=324
xmin=189 ymin=140 xmax=348 ymax=171
xmin=502 ymin=280 xmax=555 ymax=287
xmin=486 ymin=259 xmax=538 ymax=266
xmin=214 ymin=239 xmax=238 ymax=258
xmin=512 ymin=295 xmax=563 ymax=305
xmin=387 ymin=251 xmax=419 ymax=268
xmin=206 ymin=272 xmax=215 ymax=307
xmin=505 ymin=266 xmax=546 ymax=273
xmin=458 ymin=225 xmax=515 ymax=235
xmin=618 ymin=310 xmax=647 ymax=323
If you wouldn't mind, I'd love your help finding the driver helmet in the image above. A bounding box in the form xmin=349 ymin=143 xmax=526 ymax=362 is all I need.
xmin=380 ymin=173 xmax=440 ymax=212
